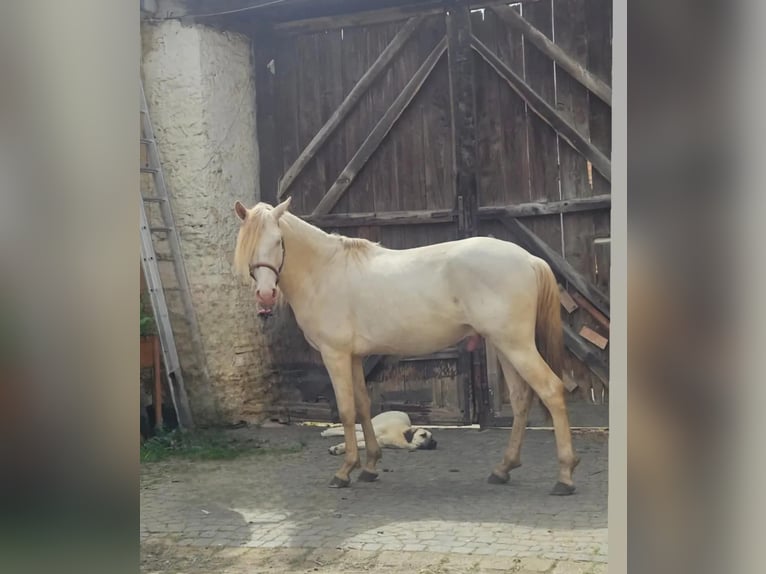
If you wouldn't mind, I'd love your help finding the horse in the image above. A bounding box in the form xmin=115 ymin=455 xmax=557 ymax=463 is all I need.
xmin=233 ymin=197 xmax=580 ymax=495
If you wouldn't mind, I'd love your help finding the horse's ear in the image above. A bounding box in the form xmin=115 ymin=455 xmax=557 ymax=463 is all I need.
xmin=234 ymin=201 xmax=248 ymax=221
xmin=272 ymin=196 xmax=292 ymax=220
xmin=403 ymin=429 xmax=415 ymax=443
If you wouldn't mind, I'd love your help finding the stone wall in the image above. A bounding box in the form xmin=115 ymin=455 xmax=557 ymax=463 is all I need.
xmin=141 ymin=19 xmax=277 ymax=425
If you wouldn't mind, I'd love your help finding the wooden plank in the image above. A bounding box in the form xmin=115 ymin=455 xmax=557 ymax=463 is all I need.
xmin=447 ymin=1 xmax=482 ymax=427
xmin=274 ymin=3 xmax=443 ymax=34
xmin=562 ymin=372 xmax=579 ymax=393
xmin=303 ymin=194 xmax=610 ymax=227
xmin=270 ymin=0 xmax=543 ymax=34
xmin=559 ymin=287 xmax=579 ymax=314
xmin=585 ymin=0 xmax=612 ymax=304
xmin=493 ymin=4 xmax=530 ymax=208
xmin=419 ymin=17 xmax=452 ymax=212
xmin=277 ymin=17 xmax=423 ymax=200
xmin=295 ymin=32 xmax=325 ymax=214
xmin=499 ymin=215 xmax=610 ymax=318
xmin=553 ymin=0 xmax=602 ymax=399
xmin=579 ymin=325 xmax=608 ymax=350
xmin=471 ymin=9 xmax=505 ymax=210
xmin=521 ymin=0 xmax=560 ymax=258
xmin=491 ymin=4 xmax=611 ymax=105
xmin=562 ymin=323 xmax=609 ymax=386
xmin=399 ymin=349 xmax=459 ymax=362
xmin=470 ymin=35 xmax=611 ymax=182
xmin=572 ymin=291 xmax=610 ymax=330
xmin=484 ymin=342 xmax=502 ymax=415
xmin=480 ymin=194 xmax=610 ymax=218
xmin=447 ymin=3 xmax=480 ymax=239
xmin=252 ymin=24 xmax=279 ymax=205
xmin=312 ymin=36 xmax=447 ymax=215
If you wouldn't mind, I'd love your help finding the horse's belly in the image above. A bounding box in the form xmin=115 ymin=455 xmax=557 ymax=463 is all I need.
xmin=354 ymin=322 xmax=472 ymax=357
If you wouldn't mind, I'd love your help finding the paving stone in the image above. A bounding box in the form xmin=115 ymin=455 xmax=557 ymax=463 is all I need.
xmin=551 ymin=561 xmax=595 ymax=574
xmin=141 ymin=427 xmax=608 ymax=568
xmin=517 ymin=557 xmax=555 ymax=571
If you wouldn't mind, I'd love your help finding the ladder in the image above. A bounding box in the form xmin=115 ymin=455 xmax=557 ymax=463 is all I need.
xmin=139 ymin=80 xmax=196 ymax=430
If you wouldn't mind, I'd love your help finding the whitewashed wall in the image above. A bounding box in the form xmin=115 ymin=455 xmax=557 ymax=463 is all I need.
xmin=141 ymin=19 xmax=277 ymax=425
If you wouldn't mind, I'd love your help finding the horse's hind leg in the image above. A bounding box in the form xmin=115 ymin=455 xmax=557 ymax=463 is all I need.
xmin=321 ymin=349 xmax=360 ymax=487
xmin=352 ymin=357 xmax=382 ymax=482
xmin=495 ymin=342 xmax=580 ymax=495
xmin=488 ymin=351 xmax=534 ymax=484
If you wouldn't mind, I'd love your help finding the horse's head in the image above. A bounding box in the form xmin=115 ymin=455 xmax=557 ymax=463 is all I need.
xmin=233 ymin=197 xmax=292 ymax=316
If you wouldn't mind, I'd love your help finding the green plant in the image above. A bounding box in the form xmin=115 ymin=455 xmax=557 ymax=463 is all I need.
xmin=139 ymin=429 xmax=305 ymax=462
xmin=140 ymin=294 xmax=156 ymax=337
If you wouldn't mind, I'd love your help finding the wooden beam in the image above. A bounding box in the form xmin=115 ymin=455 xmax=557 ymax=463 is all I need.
xmin=307 ymin=208 xmax=454 ymax=227
xmin=313 ymin=36 xmax=447 ymax=215
xmin=447 ymin=1 xmax=484 ymax=427
xmin=490 ymin=5 xmax=611 ymax=105
xmin=479 ymin=194 xmax=610 ymax=218
xmin=277 ymin=16 xmax=423 ymax=200
xmin=471 ymin=35 xmax=611 ymax=182
xmin=274 ymin=3 xmax=442 ymax=34
xmin=447 ymin=3 xmax=480 ymax=240
xmin=563 ymin=323 xmax=609 ymax=386
xmin=499 ymin=215 xmax=610 ymax=318
xmin=272 ymin=0 xmax=543 ymax=34
xmin=304 ymin=195 xmax=610 ymax=228
xmin=572 ymin=291 xmax=610 ymax=330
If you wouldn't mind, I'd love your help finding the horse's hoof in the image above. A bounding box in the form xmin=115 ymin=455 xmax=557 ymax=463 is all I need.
xmin=487 ymin=471 xmax=509 ymax=485
xmin=329 ymin=476 xmax=350 ymax=488
xmin=550 ymin=481 xmax=576 ymax=496
xmin=357 ymin=470 xmax=379 ymax=482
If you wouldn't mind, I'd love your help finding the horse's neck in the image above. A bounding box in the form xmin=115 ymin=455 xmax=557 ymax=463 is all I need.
xmin=278 ymin=213 xmax=337 ymax=301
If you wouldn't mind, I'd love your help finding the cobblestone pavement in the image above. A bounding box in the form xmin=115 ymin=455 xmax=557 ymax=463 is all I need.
xmin=141 ymin=425 xmax=608 ymax=573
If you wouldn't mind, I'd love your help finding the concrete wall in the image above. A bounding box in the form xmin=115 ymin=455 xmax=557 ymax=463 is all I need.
xmin=141 ymin=19 xmax=278 ymax=425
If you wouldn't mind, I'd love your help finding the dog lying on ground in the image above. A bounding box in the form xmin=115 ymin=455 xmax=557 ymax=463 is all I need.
xmin=320 ymin=410 xmax=438 ymax=455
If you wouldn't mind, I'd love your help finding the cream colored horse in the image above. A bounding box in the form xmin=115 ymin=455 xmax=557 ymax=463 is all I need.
xmin=233 ymin=198 xmax=579 ymax=495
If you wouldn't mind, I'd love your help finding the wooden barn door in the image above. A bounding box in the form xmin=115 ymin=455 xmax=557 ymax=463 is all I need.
xmin=254 ymin=5 xmax=480 ymax=426
xmin=253 ymin=0 xmax=612 ymax=428
xmin=469 ymin=0 xmax=612 ymax=426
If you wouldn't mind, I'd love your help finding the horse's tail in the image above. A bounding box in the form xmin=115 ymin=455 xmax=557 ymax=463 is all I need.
xmin=533 ymin=258 xmax=565 ymax=422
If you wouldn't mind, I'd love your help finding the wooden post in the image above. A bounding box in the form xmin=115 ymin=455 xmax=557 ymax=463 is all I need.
xmin=447 ymin=2 xmax=478 ymax=241
xmin=447 ymin=1 xmax=485 ymax=427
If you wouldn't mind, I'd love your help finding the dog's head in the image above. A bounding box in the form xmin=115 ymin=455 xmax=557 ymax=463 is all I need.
xmin=404 ymin=427 xmax=437 ymax=450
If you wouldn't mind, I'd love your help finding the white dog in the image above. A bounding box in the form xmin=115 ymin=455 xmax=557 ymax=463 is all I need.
xmin=320 ymin=411 xmax=438 ymax=455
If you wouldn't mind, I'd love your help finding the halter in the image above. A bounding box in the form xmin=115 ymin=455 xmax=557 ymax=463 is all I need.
xmin=250 ymin=238 xmax=285 ymax=285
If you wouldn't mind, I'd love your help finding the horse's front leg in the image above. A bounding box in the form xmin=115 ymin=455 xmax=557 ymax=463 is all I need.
xmin=321 ymin=349 xmax=359 ymax=487
xmin=352 ymin=357 xmax=382 ymax=482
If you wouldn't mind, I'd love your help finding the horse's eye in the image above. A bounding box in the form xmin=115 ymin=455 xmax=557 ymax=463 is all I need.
xmin=249 ymin=268 xmax=256 ymax=280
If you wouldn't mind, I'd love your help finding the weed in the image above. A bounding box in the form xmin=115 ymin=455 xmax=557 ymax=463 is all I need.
xmin=140 ymin=429 xmax=304 ymax=462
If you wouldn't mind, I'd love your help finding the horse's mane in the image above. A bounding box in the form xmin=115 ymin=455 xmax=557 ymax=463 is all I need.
xmin=334 ymin=234 xmax=378 ymax=255
xmin=234 ymin=204 xmax=378 ymax=279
